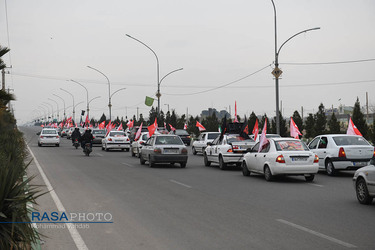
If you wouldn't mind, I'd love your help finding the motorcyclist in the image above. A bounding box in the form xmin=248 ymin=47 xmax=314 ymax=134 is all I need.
xmin=81 ymin=129 xmax=94 ymax=149
xmin=71 ymin=128 xmax=81 ymax=145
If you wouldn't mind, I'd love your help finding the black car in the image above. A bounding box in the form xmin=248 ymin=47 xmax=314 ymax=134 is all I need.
xmin=92 ymin=129 xmax=106 ymax=145
xmin=169 ymin=129 xmax=191 ymax=146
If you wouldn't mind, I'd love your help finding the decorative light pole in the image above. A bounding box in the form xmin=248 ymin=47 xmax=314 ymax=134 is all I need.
xmin=70 ymin=79 xmax=90 ymax=119
xmin=60 ymin=88 xmax=75 ymax=123
xmin=270 ymin=0 xmax=319 ymax=135
xmin=43 ymin=102 xmax=54 ymax=122
xmin=52 ymin=94 xmax=66 ymax=120
xmin=48 ymin=98 xmax=60 ymax=122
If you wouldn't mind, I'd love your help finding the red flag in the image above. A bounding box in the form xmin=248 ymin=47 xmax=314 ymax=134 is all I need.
xmin=135 ymin=123 xmax=143 ymax=141
xmin=234 ymin=101 xmax=238 ymax=123
xmin=169 ymin=124 xmax=176 ymax=131
xmin=106 ymin=120 xmax=114 ymax=136
xmin=184 ymin=123 xmax=187 ymax=130
xmin=127 ymin=120 xmax=134 ymax=129
xmin=98 ymin=121 xmax=105 ymax=129
xmin=196 ymin=121 xmax=206 ymax=131
xmin=252 ymin=119 xmax=259 ymax=141
xmin=290 ymin=117 xmax=302 ymax=139
xmin=258 ymin=118 xmax=268 ymax=152
xmin=85 ymin=115 xmax=89 ymax=125
xmin=164 ymin=122 xmax=167 ymax=129
xmin=148 ymin=118 xmax=158 ymax=137
xmin=117 ymin=123 xmax=123 ymax=131
xmin=347 ymin=117 xmax=362 ymax=136
xmin=243 ymin=124 xmax=249 ymax=134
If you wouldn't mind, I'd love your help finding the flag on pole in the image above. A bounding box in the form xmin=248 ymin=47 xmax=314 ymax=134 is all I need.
xmin=234 ymin=101 xmax=239 ymax=123
xmin=164 ymin=122 xmax=167 ymax=129
xmin=145 ymin=96 xmax=154 ymax=107
xmin=117 ymin=123 xmax=123 ymax=131
xmin=252 ymin=119 xmax=259 ymax=141
xmin=127 ymin=120 xmax=134 ymax=129
xmin=148 ymin=118 xmax=158 ymax=137
xmin=258 ymin=118 xmax=268 ymax=152
xmin=347 ymin=117 xmax=362 ymax=136
xmin=184 ymin=123 xmax=187 ymax=130
xmin=169 ymin=124 xmax=176 ymax=132
xmin=290 ymin=117 xmax=302 ymax=139
xmin=196 ymin=121 xmax=206 ymax=131
xmin=85 ymin=115 xmax=90 ymax=126
xmin=135 ymin=122 xmax=143 ymax=141
xmin=98 ymin=121 xmax=105 ymax=129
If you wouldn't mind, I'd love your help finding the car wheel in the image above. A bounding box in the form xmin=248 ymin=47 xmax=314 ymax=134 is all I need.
xmin=203 ymin=153 xmax=211 ymax=167
xmin=140 ymin=154 xmax=146 ymax=165
xmin=325 ymin=160 xmax=336 ymax=176
xmin=356 ymin=178 xmax=373 ymax=205
xmin=126 ymin=148 xmax=130 ymax=152
xmin=305 ymin=174 xmax=315 ymax=182
xmin=105 ymin=144 xmax=109 ymax=152
xmin=137 ymin=148 xmax=141 ymax=158
xmin=219 ymin=155 xmax=227 ymax=170
xmin=121 ymin=148 xmax=125 ymax=151
xmin=101 ymin=145 xmax=104 ymax=151
xmin=264 ymin=165 xmax=274 ymax=181
xmin=242 ymin=161 xmax=250 ymax=176
xmin=192 ymin=147 xmax=197 ymax=155
xmin=56 ymin=144 xmax=59 ymax=147
xmin=180 ymin=162 xmax=187 ymax=168
xmin=148 ymin=156 xmax=155 ymax=168
xmin=38 ymin=142 xmax=41 ymax=147
xmin=131 ymin=149 xmax=135 ymax=157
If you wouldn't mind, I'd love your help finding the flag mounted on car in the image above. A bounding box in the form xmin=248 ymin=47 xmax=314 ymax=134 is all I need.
xmin=290 ymin=117 xmax=302 ymax=139
xmin=347 ymin=117 xmax=362 ymax=136
xmin=252 ymin=119 xmax=259 ymax=141
xmin=196 ymin=121 xmax=206 ymax=131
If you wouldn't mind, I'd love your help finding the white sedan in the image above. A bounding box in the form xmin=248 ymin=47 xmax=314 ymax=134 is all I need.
xmin=37 ymin=128 xmax=60 ymax=147
xmin=192 ymin=132 xmax=220 ymax=155
xmin=353 ymin=161 xmax=375 ymax=205
xmin=102 ymin=131 xmax=130 ymax=151
xmin=131 ymin=132 xmax=149 ymax=157
xmin=242 ymin=138 xmax=319 ymax=182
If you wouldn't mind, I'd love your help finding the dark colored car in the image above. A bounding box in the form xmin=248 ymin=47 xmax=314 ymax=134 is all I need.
xmin=92 ymin=129 xmax=106 ymax=145
xmin=169 ymin=129 xmax=191 ymax=146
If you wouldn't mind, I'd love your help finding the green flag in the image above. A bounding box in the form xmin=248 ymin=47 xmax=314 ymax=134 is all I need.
xmin=145 ymin=96 xmax=154 ymax=106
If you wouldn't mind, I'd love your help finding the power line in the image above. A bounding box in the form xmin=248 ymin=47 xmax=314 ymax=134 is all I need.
xmin=281 ymin=58 xmax=375 ymax=65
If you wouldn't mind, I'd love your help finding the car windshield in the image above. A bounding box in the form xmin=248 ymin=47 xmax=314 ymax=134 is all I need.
xmin=93 ymin=130 xmax=105 ymax=135
xmin=141 ymin=134 xmax=149 ymax=140
xmin=208 ymin=133 xmax=220 ymax=139
xmin=155 ymin=136 xmax=183 ymax=145
xmin=227 ymin=135 xmax=254 ymax=143
xmin=275 ymin=140 xmax=309 ymax=151
xmin=332 ymin=136 xmax=370 ymax=146
xmin=42 ymin=130 xmax=57 ymax=135
xmin=109 ymin=132 xmax=125 ymax=137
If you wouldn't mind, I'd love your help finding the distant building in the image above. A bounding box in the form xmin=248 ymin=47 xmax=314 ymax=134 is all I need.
xmin=201 ymin=108 xmax=230 ymax=120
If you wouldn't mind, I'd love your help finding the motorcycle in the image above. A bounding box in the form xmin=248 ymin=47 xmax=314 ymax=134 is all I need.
xmin=73 ymin=139 xmax=80 ymax=149
xmin=83 ymin=142 xmax=92 ymax=156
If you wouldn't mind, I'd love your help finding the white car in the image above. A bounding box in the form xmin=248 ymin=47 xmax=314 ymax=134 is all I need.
xmin=131 ymin=132 xmax=149 ymax=157
xmin=353 ymin=162 xmax=375 ymax=205
xmin=204 ymin=134 xmax=255 ymax=170
xmin=251 ymin=133 xmax=281 ymax=143
xmin=37 ymin=128 xmax=60 ymax=147
xmin=308 ymin=134 xmax=374 ymax=176
xmin=242 ymin=138 xmax=319 ymax=182
xmin=102 ymin=131 xmax=130 ymax=151
xmin=192 ymin=132 xmax=220 ymax=155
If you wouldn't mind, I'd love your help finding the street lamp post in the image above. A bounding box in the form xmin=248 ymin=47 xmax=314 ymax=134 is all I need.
xmin=48 ymin=98 xmax=60 ymax=122
xmin=126 ymin=34 xmax=160 ymax=114
xmin=40 ymin=104 xmax=51 ymax=122
xmin=60 ymin=88 xmax=75 ymax=123
xmin=164 ymin=104 xmax=170 ymax=113
xmin=43 ymin=102 xmax=54 ymax=122
xmin=270 ymin=0 xmax=319 ymax=135
xmin=70 ymin=79 xmax=90 ymax=119
xmin=87 ymin=66 xmax=112 ymax=120
xmin=52 ymin=94 xmax=66 ymax=120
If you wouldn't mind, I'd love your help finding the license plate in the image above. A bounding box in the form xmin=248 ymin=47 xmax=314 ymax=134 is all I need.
xmin=291 ymin=157 xmax=308 ymax=161
xmin=353 ymin=162 xmax=366 ymax=166
xmin=164 ymin=149 xmax=178 ymax=154
xmin=115 ymin=140 xmax=123 ymax=142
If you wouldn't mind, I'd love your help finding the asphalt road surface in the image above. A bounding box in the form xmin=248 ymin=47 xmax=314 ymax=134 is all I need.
xmin=22 ymin=126 xmax=375 ymax=250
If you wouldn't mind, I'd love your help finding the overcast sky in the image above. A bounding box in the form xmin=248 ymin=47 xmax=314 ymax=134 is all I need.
xmin=1 ymin=0 xmax=374 ymax=124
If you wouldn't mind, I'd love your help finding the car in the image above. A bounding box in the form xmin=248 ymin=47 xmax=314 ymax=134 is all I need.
xmin=242 ymin=138 xmax=319 ymax=182
xmin=157 ymin=127 xmax=169 ymax=135
xmin=139 ymin=134 xmax=188 ymax=168
xmin=61 ymin=128 xmax=69 ymax=137
xmin=204 ymin=134 xmax=255 ymax=170
xmin=101 ymin=130 xmax=130 ymax=151
xmin=129 ymin=126 xmax=149 ymax=142
xmin=192 ymin=132 xmax=220 ymax=155
xmin=66 ymin=127 xmax=74 ymax=139
xmin=169 ymin=129 xmax=191 ymax=146
xmin=92 ymin=129 xmax=106 ymax=145
xmin=252 ymin=133 xmax=281 ymax=143
xmin=308 ymin=134 xmax=375 ymax=176
xmin=353 ymin=162 xmax=375 ymax=205
xmin=37 ymin=128 xmax=60 ymax=147
xmin=131 ymin=132 xmax=150 ymax=157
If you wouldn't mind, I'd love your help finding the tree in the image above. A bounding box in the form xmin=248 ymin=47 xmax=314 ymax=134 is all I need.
xmin=368 ymin=115 xmax=375 ymax=144
xmin=0 ymin=45 xmax=10 ymax=70
xmin=177 ymin=114 xmax=186 ymax=129
xmin=305 ymin=113 xmax=316 ymax=139
xmin=327 ymin=113 xmax=341 ymax=134
xmin=148 ymin=107 xmax=157 ymax=125
xmin=99 ymin=113 xmax=106 ymax=123
xmin=352 ymin=97 xmax=368 ymax=138
xmin=202 ymin=112 xmax=219 ymax=132
xmin=170 ymin=110 xmax=178 ymax=128
xmin=292 ymin=111 xmax=304 ymax=132
xmin=248 ymin=112 xmax=257 ymax=134
xmin=187 ymin=116 xmax=200 ymax=137
xmin=271 ymin=111 xmax=287 ymax=136
xmin=315 ymin=103 xmax=327 ymax=135
xmin=260 ymin=114 xmax=270 ymax=132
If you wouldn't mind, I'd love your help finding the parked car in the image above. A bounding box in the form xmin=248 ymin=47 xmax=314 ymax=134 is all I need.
xmin=192 ymin=132 xmax=220 ymax=155
xmin=102 ymin=131 xmax=130 ymax=151
xmin=169 ymin=129 xmax=191 ymax=146
xmin=139 ymin=134 xmax=188 ymax=168
xmin=37 ymin=128 xmax=60 ymax=147
xmin=204 ymin=134 xmax=255 ymax=170
xmin=353 ymin=162 xmax=375 ymax=205
xmin=131 ymin=132 xmax=149 ymax=157
xmin=308 ymin=134 xmax=375 ymax=176
xmin=92 ymin=129 xmax=106 ymax=145
xmin=242 ymin=138 xmax=319 ymax=182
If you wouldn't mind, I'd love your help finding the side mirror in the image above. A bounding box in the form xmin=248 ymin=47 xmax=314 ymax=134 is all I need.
xmin=246 ymin=148 xmax=252 ymax=153
xmin=37 ymin=132 xmax=41 ymax=135
xmin=207 ymin=142 xmax=212 ymax=146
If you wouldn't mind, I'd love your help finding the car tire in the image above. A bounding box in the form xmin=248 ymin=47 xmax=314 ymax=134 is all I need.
xmin=242 ymin=161 xmax=250 ymax=176
xmin=56 ymin=144 xmax=59 ymax=147
xmin=180 ymin=162 xmax=186 ymax=168
xmin=137 ymin=148 xmax=141 ymax=158
xmin=105 ymin=144 xmax=109 ymax=152
xmin=203 ymin=153 xmax=211 ymax=167
xmin=131 ymin=149 xmax=135 ymax=157
xmin=140 ymin=154 xmax=146 ymax=165
xmin=325 ymin=160 xmax=336 ymax=176
xmin=38 ymin=142 xmax=41 ymax=147
xmin=305 ymin=174 xmax=315 ymax=182
xmin=148 ymin=156 xmax=155 ymax=168
xmin=219 ymin=155 xmax=227 ymax=170
xmin=126 ymin=148 xmax=130 ymax=152
xmin=101 ymin=145 xmax=104 ymax=151
xmin=264 ymin=165 xmax=274 ymax=181
xmin=356 ymin=178 xmax=373 ymax=205
xmin=192 ymin=147 xmax=197 ymax=155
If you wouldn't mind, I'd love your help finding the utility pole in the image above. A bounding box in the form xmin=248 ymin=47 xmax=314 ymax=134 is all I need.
xmin=7 ymin=87 xmax=14 ymax=109
xmin=301 ymin=106 xmax=304 ymax=120
xmin=366 ymin=92 xmax=369 ymax=124
xmin=1 ymin=69 xmax=5 ymax=90
xmin=137 ymin=107 xmax=139 ymax=120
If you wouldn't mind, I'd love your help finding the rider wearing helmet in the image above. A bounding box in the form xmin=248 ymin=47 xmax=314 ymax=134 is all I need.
xmin=81 ymin=129 xmax=94 ymax=149
xmin=71 ymin=127 xmax=81 ymax=145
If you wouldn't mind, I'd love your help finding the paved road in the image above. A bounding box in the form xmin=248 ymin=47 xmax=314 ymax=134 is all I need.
xmin=22 ymin=126 xmax=375 ymax=250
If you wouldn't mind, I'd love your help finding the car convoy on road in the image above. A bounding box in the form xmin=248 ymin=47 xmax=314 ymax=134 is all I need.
xmin=37 ymin=123 xmax=375 ymax=205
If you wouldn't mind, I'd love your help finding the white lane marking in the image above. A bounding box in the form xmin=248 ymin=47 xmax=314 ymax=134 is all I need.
xmin=96 ymin=153 xmax=104 ymax=157
xmin=308 ymin=183 xmax=324 ymax=188
xmin=121 ymin=162 xmax=134 ymax=167
xmin=170 ymin=180 xmax=192 ymax=188
xmin=277 ymin=219 xmax=356 ymax=248
xmin=27 ymin=145 xmax=89 ymax=250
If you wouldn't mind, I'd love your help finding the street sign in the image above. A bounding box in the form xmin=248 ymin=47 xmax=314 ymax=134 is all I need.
xmin=272 ymin=67 xmax=283 ymax=78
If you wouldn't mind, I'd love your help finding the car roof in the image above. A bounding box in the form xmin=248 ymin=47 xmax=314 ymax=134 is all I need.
xmin=271 ymin=137 xmax=300 ymax=141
